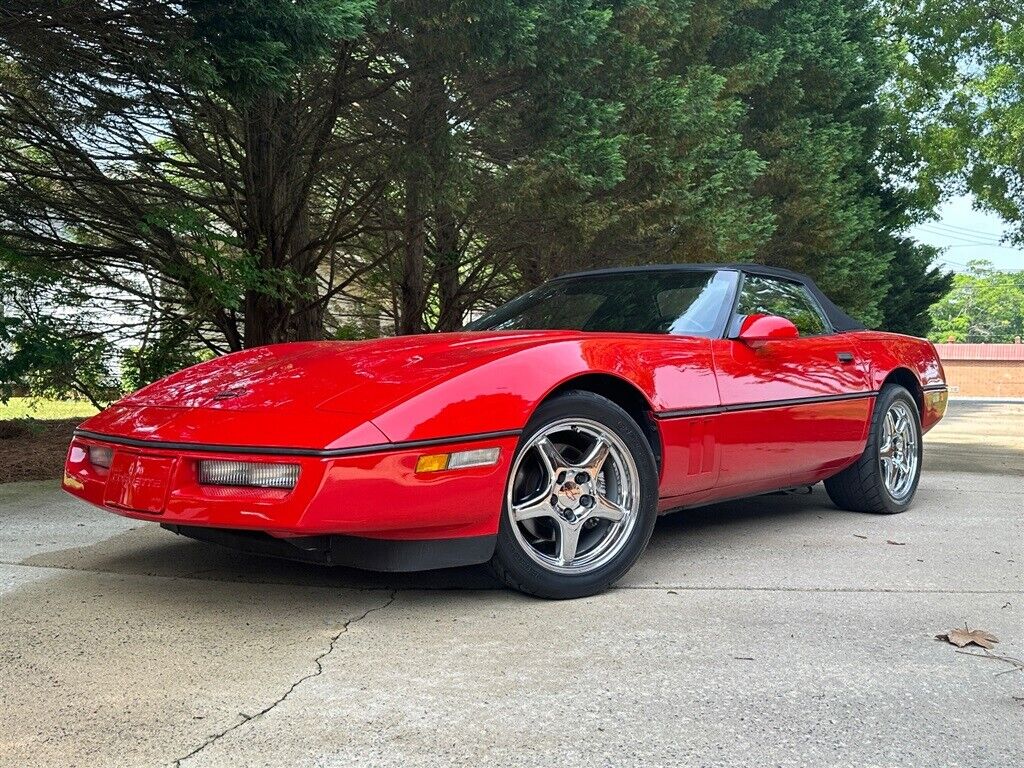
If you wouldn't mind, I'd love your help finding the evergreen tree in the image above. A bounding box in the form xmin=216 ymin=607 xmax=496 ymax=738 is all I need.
xmin=0 ymin=0 xmax=955 ymax=403
xmin=704 ymin=0 xmax=948 ymax=328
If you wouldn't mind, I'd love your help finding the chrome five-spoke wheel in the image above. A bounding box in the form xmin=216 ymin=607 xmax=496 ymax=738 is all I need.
xmin=507 ymin=418 xmax=641 ymax=574
xmin=490 ymin=390 xmax=658 ymax=598
xmin=879 ymin=399 xmax=919 ymax=502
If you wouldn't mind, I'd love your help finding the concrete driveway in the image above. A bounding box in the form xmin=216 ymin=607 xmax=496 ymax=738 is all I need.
xmin=1 ymin=401 xmax=1021 ymax=767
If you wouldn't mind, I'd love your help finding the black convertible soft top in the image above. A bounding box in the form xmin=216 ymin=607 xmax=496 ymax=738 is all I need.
xmin=552 ymin=263 xmax=865 ymax=332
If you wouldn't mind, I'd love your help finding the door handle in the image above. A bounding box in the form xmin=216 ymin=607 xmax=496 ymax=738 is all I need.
xmin=837 ymin=352 xmax=855 ymax=363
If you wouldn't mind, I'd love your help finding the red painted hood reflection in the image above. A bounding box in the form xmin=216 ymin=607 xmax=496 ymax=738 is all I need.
xmin=122 ymin=331 xmax=583 ymax=414
xmin=79 ymin=331 xmax=605 ymax=449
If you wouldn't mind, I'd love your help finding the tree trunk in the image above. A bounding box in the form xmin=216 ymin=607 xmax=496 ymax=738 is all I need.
xmin=400 ymin=168 xmax=427 ymax=335
xmin=398 ymin=59 xmax=435 ymax=336
xmin=399 ymin=35 xmax=456 ymax=336
xmin=434 ymin=207 xmax=462 ymax=331
xmin=238 ymin=91 xmax=324 ymax=346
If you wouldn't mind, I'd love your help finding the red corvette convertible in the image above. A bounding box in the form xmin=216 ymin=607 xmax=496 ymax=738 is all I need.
xmin=64 ymin=264 xmax=947 ymax=598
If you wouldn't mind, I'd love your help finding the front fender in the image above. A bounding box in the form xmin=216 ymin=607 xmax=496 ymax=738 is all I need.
xmin=368 ymin=335 xmax=717 ymax=443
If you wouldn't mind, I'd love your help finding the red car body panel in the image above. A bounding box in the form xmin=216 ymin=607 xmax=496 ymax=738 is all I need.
xmin=63 ymin=270 xmax=948 ymax=570
xmin=65 ymin=431 xmax=515 ymax=540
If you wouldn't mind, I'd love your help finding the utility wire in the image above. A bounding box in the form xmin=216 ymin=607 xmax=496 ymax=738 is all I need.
xmin=917 ymin=225 xmax=1001 ymax=246
xmin=920 ymin=220 xmax=1006 ymax=238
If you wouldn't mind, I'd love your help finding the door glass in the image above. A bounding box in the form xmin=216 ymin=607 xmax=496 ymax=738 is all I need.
xmin=734 ymin=275 xmax=830 ymax=336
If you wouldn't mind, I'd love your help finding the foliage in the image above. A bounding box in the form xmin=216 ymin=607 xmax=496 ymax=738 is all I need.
xmin=0 ymin=314 xmax=120 ymax=410
xmin=928 ymin=260 xmax=1024 ymax=342
xmin=120 ymin=322 xmax=210 ymax=393
xmin=885 ymin=0 xmax=1024 ymax=243
xmin=0 ymin=254 xmax=121 ymax=407
xmin=0 ymin=0 xmax=955 ymax=377
xmin=880 ymin=234 xmax=952 ymax=338
xmin=695 ymin=0 xmax=952 ymax=330
xmin=876 ymin=188 xmax=953 ymax=337
xmin=0 ymin=0 xmax=383 ymax=350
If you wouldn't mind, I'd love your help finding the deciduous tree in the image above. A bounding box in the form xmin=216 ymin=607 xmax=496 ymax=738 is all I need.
xmin=929 ymin=260 xmax=1024 ymax=342
xmin=885 ymin=0 xmax=1023 ymax=243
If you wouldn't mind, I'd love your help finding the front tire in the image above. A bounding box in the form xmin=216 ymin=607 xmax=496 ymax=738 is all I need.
xmin=824 ymin=384 xmax=923 ymax=514
xmin=489 ymin=391 xmax=658 ymax=599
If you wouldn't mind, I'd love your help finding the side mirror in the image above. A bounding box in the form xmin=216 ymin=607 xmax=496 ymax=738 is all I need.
xmin=736 ymin=314 xmax=799 ymax=348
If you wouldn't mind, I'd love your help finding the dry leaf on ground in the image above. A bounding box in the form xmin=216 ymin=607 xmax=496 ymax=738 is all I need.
xmin=935 ymin=626 xmax=1000 ymax=649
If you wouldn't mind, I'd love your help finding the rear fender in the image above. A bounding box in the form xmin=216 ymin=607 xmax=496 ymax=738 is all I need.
xmin=852 ymin=332 xmax=947 ymax=431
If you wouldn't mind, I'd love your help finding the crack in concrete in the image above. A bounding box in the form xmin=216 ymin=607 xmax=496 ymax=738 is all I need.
xmin=169 ymin=589 xmax=398 ymax=768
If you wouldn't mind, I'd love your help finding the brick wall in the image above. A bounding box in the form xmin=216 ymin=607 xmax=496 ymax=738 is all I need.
xmin=942 ymin=360 xmax=1024 ymax=398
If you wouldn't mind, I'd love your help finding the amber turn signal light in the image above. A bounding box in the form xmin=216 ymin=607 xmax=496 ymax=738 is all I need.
xmin=415 ymin=454 xmax=450 ymax=473
xmin=416 ymin=447 xmax=500 ymax=473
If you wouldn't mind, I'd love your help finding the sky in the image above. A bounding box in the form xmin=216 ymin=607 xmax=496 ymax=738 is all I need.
xmin=909 ymin=194 xmax=1024 ymax=273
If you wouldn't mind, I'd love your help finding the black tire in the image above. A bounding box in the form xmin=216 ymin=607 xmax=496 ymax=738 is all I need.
xmin=489 ymin=391 xmax=658 ymax=599
xmin=824 ymin=384 xmax=923 ymax=514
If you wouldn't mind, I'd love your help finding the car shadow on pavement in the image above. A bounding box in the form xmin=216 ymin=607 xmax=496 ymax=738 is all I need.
xmin=20 ymin=489 xmax=832 ymax=594
xmin=21 ymin=523 xmax=504 ymax=591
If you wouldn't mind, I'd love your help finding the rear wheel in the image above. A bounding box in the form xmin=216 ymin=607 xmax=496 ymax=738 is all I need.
xmin=824 ymin=384 xmax=922 ymax=514
xmin=489 ymin=391 xmax=658 ymax=599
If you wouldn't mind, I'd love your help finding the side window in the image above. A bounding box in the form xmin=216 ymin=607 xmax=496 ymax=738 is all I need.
xmin=734 ymin=275 xmax=830 ymax=336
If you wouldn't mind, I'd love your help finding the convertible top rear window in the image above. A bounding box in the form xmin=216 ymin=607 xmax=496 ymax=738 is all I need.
xmin=468 ymin=270 xmax=734 ymax=336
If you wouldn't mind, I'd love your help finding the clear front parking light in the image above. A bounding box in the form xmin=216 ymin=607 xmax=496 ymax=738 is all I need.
xmin=198 ymin=460 xmax=300 ymax=489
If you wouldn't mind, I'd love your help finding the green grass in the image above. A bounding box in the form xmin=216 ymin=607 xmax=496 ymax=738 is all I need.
xmin=0 ymin=397 xmax=98 ymax=421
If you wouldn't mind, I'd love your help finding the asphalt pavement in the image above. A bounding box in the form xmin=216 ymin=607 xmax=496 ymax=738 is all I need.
xmin=1 ymin=401 xmax=1021 ymax=767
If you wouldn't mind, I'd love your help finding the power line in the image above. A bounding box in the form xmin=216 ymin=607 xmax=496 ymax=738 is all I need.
xmin=917 ymin=225 xmax=1001 ymax=246
xmin=917 ymin=227 xmax=1024 ymax=250
xmin=943 ymin=243 xmax=1024 ymax=250
xmin=933 ymin=257 xmax=971 ymax=269
xmin=933 ymin=256 xmax=1024 ymax=272
xmin=920 ymin=219 xmax=1006 ymax=238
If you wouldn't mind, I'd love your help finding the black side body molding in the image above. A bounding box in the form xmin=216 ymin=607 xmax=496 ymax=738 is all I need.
xmin=655 ymin=390 xmax=880 ymax=420
xmin=74 ymin=428 xmax=522 ymax=458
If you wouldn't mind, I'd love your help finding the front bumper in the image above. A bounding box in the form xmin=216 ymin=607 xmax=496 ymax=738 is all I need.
xmin=63 ymin=432 xmax=519 ymax=543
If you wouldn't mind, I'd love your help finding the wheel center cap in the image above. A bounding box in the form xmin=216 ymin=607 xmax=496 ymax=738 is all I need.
xmin=557 ymin=481 xmax=585 ymax=509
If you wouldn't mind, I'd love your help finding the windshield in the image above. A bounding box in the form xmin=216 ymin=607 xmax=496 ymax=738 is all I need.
xmin=468 ymin=269 xmax=734 ymax=336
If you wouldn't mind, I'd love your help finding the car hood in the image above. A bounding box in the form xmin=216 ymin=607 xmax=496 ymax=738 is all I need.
xmin=79 ymin=331 xmax=585 ymax=450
